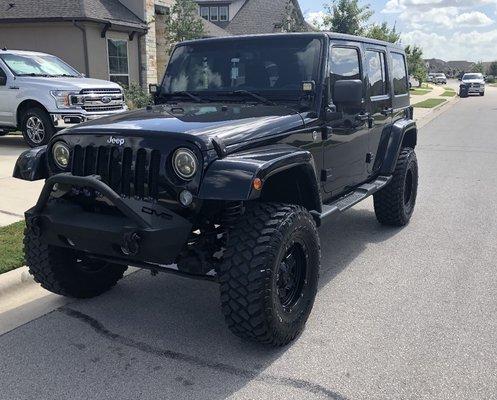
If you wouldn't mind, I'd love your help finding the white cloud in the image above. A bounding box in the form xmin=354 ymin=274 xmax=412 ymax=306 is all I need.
xmin=455 ymin=11 xmax=493 ymax=26
xmin=401 ymin=29 xmax=497 ymax=60
xmin=400 ymin=7 xmax=493 ymax=28
xmin=383 ymin=0 xmax=497 ymax=13
xmin=305 ymin=11 xmax=326 ymax=27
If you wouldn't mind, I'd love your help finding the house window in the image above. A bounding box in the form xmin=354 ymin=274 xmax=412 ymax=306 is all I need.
xmin=107 ymin=39 xmax=129 ymax=86
xmin=219 ymin=6 xmax=228 ymax=21
xmin=200 ymin=6 xmax=209 ymax=20
xmin=210 ymin=6 xmax=218 ymax=21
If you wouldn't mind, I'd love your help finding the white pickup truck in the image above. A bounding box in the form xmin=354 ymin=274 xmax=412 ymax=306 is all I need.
xmin=0 ymin=49 xmax=127 ymax=147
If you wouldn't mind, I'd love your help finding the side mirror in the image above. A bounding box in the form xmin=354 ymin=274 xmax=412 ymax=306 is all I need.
xmin=149 ymin=84 xmax=159 ymax=94
xmin=0 ymin=75 xmax=6 ymax=86
xmin=333 ymin=79 xmax=363 ymax=104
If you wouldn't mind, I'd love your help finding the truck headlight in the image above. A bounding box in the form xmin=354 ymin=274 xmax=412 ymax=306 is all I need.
xmin=50 ymin=90 xmax=80 ymax=109
xmin=52 ymin=141 xmax=71 ymax=169
xmin=172 ymin=148 xmax=198 ymax=180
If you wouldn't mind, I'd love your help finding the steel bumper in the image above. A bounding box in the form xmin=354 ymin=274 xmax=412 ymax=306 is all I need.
xmin=26 ymin=174 xmax=192 ymax=265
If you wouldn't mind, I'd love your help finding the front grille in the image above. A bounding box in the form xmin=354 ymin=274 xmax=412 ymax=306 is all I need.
xmin=71 ymin=145 xmax=162 ymax=199
xmin=76 ymin=88 xmax=125 ymax=113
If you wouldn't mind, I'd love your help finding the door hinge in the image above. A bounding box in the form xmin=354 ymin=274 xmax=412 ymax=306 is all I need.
xmin=366 ymin=153 xmax=374 ymax=164
xmin=321 ymin=169 xmax=333 ymax=182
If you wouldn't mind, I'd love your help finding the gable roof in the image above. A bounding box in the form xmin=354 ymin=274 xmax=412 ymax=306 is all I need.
xmin=201 ymin=19 xmax=232 ymax=37
xmin=226 ymin=0 xmax=306 ymax=35
xmin=0 ymin=0 xmax=147 ymax=29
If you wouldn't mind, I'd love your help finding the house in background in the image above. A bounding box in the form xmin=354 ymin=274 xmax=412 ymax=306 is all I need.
xmin=0 ymin=0 xmax=308 ymax=88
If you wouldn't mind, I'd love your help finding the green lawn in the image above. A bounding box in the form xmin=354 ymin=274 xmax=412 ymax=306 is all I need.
xmin=441 ymin=90 xmax=456 ymax=97
xmin=0 ymin=221 xmax=25 ymax=274
xmin=410 ymin=88 xmax=432 ymax=95
xmin=413 ymin=98 xmax=447 ymax=108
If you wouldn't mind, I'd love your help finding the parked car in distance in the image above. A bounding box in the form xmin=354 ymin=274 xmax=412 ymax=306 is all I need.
xmin=0 ymin=49 xmax=126 ymax=147
xmin=427 ymin=73 xmax=434 ymax=82
xmin=433 ymin=73 xmax=447 ymax=84
xmin=459 ymin=73 xmax=485 ymax=97
xmin=14 ymin=33 xmax=418 ymax=346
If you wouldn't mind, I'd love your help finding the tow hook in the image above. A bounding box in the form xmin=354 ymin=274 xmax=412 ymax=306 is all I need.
xmin=121 ymin=232 xmax=141 ymax=256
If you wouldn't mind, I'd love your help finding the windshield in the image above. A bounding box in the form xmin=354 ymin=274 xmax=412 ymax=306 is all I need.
xmin=0 ymin=53 xmax=80 ymax=77
xmin=463 ymin=74 xmax=482 ymax=80
xmin=162 ymin=36 xmax=323 ymax=99
xmin=436 ymin=74 xmax=445 ymax=77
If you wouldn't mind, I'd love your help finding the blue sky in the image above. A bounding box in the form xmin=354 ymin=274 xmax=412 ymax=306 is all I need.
xmin=298 ymin=0 xmax=497 ymax=61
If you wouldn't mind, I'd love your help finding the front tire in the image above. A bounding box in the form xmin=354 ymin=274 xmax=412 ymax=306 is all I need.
xmin=21 ymin=107 xmax=55 ymax=147
xmin=219 ymin=203 xmax=320 ymax=346
xmin=24 ymin=223 xmax=127 ymax=298
xmin=480 ymin=92 xmax=485 ymax=96
xmin=374 ymin=147 xmax=418 ymax=227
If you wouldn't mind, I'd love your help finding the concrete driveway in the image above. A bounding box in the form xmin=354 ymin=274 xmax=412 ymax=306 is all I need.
xmin=1 ymin=87 xmax=497 ymax=399
xmin=0 ymin=135 xmax=43 ymax=226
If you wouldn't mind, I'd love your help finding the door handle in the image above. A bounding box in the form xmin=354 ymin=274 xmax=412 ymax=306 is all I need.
xmin=9 ymin=86 xmax=20 ymax=90
xmin=381 ymin=107 xmax=393 ymax=116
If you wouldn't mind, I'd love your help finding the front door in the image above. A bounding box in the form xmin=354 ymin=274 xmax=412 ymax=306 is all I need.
xmin=323 ymin=43 xmax=370 ymax=196
xmin=0 ymin=64 xmax=16 ymax=127
xmin=364 ymin=46 xmax=392 ymax=175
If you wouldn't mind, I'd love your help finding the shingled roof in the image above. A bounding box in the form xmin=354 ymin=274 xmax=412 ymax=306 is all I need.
xmin=226 ymin=0 xmax=305 ymax=35
xmin=0 ymin=0 xmax=147 ymax=29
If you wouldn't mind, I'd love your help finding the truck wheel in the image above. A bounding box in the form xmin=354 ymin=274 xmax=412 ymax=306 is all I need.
xmin=459 ymin=90 xmax=468 ymax=98
xmin=21 ymin=108 xmax=55 ymax=147
xmin=219 ymin=203 xmax=320 ymax=346
xmin=374 ymin=147 xmax=418 ymax=227
xmin=480 ymin=92 xmax=485 ymax=96
xmin=24 ymin=224 xmax=127 ymax=298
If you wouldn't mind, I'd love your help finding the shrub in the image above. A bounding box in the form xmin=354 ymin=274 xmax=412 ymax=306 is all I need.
xmin=124 ymin=84 xmax=153 ymax=110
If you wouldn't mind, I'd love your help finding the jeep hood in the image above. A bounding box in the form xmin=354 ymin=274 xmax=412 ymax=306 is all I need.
xmin=16 ymin=76 xmax=122 ymax=91
xmin=62 ymin=103 xmax=305 ymax=150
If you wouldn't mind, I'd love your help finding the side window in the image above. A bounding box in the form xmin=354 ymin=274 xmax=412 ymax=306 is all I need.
xmin=0 ymin=67 xmax=6 ymax=86
xmin=391 ymin=52 xmax=408 ymax=95
xmin=329 ymin=46 xmax=361 ymax=88
xmin=366 ymin=50 xmax=387 ymax=97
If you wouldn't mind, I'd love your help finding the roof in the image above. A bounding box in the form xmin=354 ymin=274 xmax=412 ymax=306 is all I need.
xmin=226 ymin=0 xmax=306 ymax=35
xmin=201 ymin=18 xmax=232 ymax=37
xmin=0 ymin=0 xmax=147 ymax=30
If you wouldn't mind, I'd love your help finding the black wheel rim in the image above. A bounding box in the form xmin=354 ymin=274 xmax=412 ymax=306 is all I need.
xmin=404 ymin=169 xmax=414 ymax=206
xmin=276 ymin=243 xmax=307 ymax=310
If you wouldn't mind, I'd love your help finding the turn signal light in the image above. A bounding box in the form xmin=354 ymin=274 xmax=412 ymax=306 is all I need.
xmin=253 ymin=178 xmax=263 ymax=191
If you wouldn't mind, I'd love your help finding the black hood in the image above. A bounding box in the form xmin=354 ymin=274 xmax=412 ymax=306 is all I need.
xmin=64 ymin=103 xmax=305 ymax=151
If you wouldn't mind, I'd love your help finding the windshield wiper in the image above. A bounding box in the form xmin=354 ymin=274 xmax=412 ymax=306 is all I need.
xmin=169 ymin=91 xmax=206 ymax=103
xmin=231 ymin=90 xmax=276 ymax=106
xmin=17 ymin=73 xmax=52 ymax=77
xmin=52 ymin=74 xmax=79 ymax=78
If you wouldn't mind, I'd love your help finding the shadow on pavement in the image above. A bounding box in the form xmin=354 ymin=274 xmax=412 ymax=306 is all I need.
xmin=0 ymin=206 xmax=401 ymax=399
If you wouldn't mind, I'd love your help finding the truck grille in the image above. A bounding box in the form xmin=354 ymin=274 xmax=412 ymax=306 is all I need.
xmin=71 ymin=145 xmax=162 ymax=199
xmin=75 ymin=88 xmax=125 ymax=113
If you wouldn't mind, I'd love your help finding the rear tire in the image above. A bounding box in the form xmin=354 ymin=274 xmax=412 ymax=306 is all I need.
xmin=374 ymin=148 xmax=418 ymax=227
xmin=21 ymin=107 xmax=55 ymax=147
xmin=24 ymin=223 xmax=127 ymax=298
xmin=219 ymin=203 xmax=320 ymax=346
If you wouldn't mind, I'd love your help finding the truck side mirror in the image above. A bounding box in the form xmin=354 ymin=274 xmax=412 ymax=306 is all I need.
xmin=333 ymin=79 xmax=363 ymax=104
xmin=149 ymin=84 xmax=159 ymax=94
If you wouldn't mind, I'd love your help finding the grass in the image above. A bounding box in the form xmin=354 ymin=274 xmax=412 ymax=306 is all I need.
xmin=410 ymin=88 xmax=432 ymax=95
xmin=0 ymin=221 xmax=25 ymax=274
xmin=413 ymin=98 xmax=447 ymax=108
xmin=441 ymin=90 xmax=456 ymax=97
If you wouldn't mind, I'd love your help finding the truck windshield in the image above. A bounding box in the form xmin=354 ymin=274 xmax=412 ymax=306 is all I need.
xmin=0 ymin=54 xmax=80 ymax=77
xmin=463 ymin=74 xmax=482 ymax=80
xmin=162 ymin=36 xmax=323 ymax=101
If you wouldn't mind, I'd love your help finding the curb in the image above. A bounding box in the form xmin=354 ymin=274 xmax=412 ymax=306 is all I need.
xmin=416 ymin=95 xmax=460 ymax=129
xmin=0 ymin=267 xmax=36 ymax=299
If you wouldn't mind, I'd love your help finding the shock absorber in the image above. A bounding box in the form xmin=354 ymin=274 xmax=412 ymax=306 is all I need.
xmin=222 ymin=201 xmax=245 ymax=229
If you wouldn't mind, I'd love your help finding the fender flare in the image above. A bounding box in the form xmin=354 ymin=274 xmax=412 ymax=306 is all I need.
xmin=13 ymin=146 xmax=48 ymax=181
xmin=380 ymin=119 xmax=417 ymax=175
xmin=198 ymin=144 xmax=321 ymax=211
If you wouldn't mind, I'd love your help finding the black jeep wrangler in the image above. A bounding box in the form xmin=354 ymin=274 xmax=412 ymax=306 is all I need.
xmin=14 ymin=33 xmax=418 ymax=346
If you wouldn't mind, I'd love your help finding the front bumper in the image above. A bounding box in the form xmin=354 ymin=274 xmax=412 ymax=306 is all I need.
xmin=51 ymin=110 xmax=126 ymax=129
xmin=26 ymin=174 xmax=193 ymax=265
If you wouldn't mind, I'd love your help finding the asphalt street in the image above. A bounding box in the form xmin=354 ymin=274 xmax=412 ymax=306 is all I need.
xmin=1 ymin=86 xmax=497 ymax=399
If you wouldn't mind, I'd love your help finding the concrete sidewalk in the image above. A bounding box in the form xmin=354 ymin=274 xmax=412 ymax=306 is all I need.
xmin=411 ymin=81 xmax=459 ymax=124
xmin=0 ymin=136 xmax=43 ymax=226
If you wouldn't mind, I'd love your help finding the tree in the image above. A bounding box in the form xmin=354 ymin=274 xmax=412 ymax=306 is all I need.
xmin=487 ymin=61 xmax=497 ymax=76
xmin=164 ymin=0 xmax=204 ymax=52
xmin=365 ymin=22 xmax=400 ymax=43
xmin=280 ymin=0 xmax=307 ymax=32
xmin=471 ymin=61 xmax=485 ymax=74
xmin=405 ymin=45 xmax=427 ymax=87
xmin=319 ymin=0 xmax=374 ymax=35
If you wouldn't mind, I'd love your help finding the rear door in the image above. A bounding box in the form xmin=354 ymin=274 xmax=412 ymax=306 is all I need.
xmin=389 ymin=51 xmax=410 ymax=125
xmin=364 ymin=46 xmax=392 ymax=175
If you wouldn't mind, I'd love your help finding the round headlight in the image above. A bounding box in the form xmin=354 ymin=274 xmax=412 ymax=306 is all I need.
xmin=172 ymin=148 xmax=198 ymax=180
xmin=52 ymin=141 xmax=70 ymax=169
